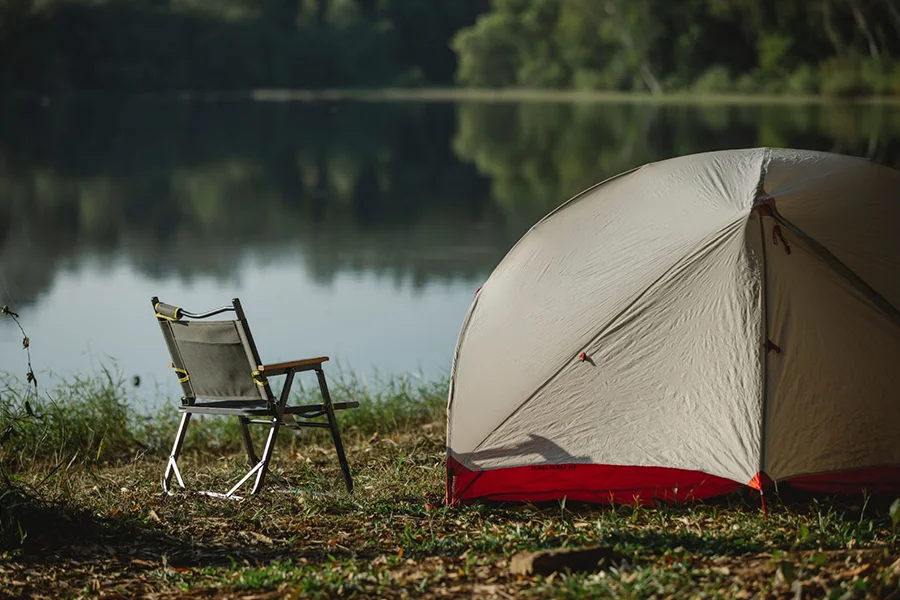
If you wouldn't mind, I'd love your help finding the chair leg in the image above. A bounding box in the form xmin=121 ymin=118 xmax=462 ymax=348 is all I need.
xmin=250 ymin=420 xmax=280 ymax=495
xmin=163 ymin=412 xmax=191 ymax=493
xmin=222 ymin=419 xmax=280 ymax=498
xmin=316 ymin=368 xmax=353 ymax=494
xmin=239 ymin=416 xmax=259 ymax=467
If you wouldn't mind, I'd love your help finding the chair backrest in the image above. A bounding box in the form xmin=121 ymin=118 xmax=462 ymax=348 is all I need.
xmin=151 ymin=297 xmax=273 ymax=404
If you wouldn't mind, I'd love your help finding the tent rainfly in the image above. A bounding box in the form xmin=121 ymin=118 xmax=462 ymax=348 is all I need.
xmin=446 ymin=148 xmax=900 ymax=506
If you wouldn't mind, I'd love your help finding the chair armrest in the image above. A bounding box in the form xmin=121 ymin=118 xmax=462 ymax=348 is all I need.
xmin=257 ymin=356 xmax=329 ymax=376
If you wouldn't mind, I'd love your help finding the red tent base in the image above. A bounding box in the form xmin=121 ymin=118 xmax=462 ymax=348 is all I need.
xmin=785 ymin=466 xmax=900 ymax=495
xmin=446 ymin=458 xmax=740 ymax=506
xmin=446 ymin=458 xmax=900 ymax=506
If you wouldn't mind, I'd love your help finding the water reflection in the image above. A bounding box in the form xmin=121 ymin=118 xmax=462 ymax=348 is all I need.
xmin=1 ymin=98 xmax=898 ymax=396
xmin=453 ymin=101 xmax=900 ymax=217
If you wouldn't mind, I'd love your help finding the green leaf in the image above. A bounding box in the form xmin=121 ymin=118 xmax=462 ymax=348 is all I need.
xmin=890 ymin=498 xmax=900 ymax=532
xmin=777 ymin=560 xmax=795 ymax=584
xmin=810 ymin=552 xmax=828 ymax=568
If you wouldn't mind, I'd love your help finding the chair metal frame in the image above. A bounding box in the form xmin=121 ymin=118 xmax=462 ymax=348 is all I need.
xmin=151 ymin=296 xmax=357 ymax=499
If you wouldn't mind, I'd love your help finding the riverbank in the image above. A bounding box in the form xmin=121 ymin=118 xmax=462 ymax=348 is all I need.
xmin=6 ymin=87 xmax=900 ymax=105
xmin=0 ymin=372 xmax=898 ymax=598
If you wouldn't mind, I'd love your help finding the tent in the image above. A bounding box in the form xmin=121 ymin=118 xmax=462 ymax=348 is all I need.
xmin=446 ymin=148 xmax=900 ymax=506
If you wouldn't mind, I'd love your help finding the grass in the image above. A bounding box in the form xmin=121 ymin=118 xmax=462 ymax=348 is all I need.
xmin=0 ymin=369 xmax=446 ymax=471
xmin=0 ymin=371 xmax=898 ymax=599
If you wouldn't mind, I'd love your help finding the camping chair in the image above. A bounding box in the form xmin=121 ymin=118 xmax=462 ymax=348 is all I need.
xmin=151 ymin=296 xmax=358 ymax=499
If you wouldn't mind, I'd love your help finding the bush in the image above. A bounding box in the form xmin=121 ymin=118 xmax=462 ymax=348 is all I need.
xmin=572 ymin=68 xmax=616 ymax=91
xmin=785 ymin=64 xmax=819 ymax=95
xmin=859 ymin=58 xmax=900 ymax=96
xmin=517 ymin=59 xmax=569 ymax=88
xmin=692 ymin=65 xmax=733 ymax=93
xmin=734 ymin=72 xmax=761 ymax=94
xmin=819 ymin=56 xmax=872 ymax=98
xmin=452 ymin=13 xmax=522 ymax=87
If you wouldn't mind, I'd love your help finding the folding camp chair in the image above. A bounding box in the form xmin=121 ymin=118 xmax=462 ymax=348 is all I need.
xmin=151 ymin=296 xmax=358 ymax=499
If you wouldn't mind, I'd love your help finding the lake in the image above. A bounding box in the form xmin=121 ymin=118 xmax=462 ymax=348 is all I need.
xmin=2 ymin=97 xmax=899 ymax=404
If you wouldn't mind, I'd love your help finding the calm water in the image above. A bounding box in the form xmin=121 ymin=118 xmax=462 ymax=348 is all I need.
xmin=2 ymin=98 xmax=899 ymax=403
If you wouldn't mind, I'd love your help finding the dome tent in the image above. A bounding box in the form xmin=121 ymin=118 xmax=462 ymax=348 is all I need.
xmin=446 ymin=148 xmax=900 ymax=506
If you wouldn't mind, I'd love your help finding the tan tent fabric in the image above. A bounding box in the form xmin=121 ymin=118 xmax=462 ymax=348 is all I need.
xmin=447 ymin=148 xmax=900 ymax=501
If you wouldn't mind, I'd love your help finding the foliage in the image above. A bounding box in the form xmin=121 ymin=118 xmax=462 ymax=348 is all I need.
xmin=453 ymin=11 xmax=524 ymax=88
xmin=0 ymin=0 xmax=487 ymax=91
xmin=692 ymin=65 xmax=733 ymax=93
xmin=3 ymin=0 xmax=900 ymax=94
xmin=453 ymin=0 xmax=900 ymax=96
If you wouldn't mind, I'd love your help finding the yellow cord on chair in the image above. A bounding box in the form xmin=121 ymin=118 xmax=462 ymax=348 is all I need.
xmin=251 ymin=370 xmax=267 ymax=387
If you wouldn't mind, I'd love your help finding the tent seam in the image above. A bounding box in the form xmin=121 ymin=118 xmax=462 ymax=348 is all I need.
xmin=756 ymin=147 xmax=772 ymax=480
xmin=757 ymin=211 xmax=771 ymax=479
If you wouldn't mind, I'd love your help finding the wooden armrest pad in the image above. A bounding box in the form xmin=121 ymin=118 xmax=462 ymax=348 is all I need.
xmin=258 ymin=357 xmax=329 ymax=374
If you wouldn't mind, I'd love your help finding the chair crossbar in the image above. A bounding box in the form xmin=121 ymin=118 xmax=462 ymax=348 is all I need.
xmin=288 ymin=421 xmax=331 ymax=429
xmin=290 ymin=401 xmax=359 ymax=413
xmin=227 ymin=458 xmax=267 ymax=498
xmin=178 ymin=401 xmax=359 ymax=417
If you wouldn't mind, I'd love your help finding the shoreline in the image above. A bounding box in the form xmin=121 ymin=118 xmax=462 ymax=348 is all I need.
xmin=4 ymin=87 xmax=900 ymax=105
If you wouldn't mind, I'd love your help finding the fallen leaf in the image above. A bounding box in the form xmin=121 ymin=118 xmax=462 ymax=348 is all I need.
xmin=249 ymin=531 xmax=274 ymax=545
xmin=130 ymin=559 xmax=155 ymax=567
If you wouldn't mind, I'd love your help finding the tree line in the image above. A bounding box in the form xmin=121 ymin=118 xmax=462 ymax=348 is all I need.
xmin=453 ymin=0 xmax=900 ymax=96
xmin=0 ymin=0 xmax=487 ymax=91
xmin=2 ymin=0 xmax=900 ymax=95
